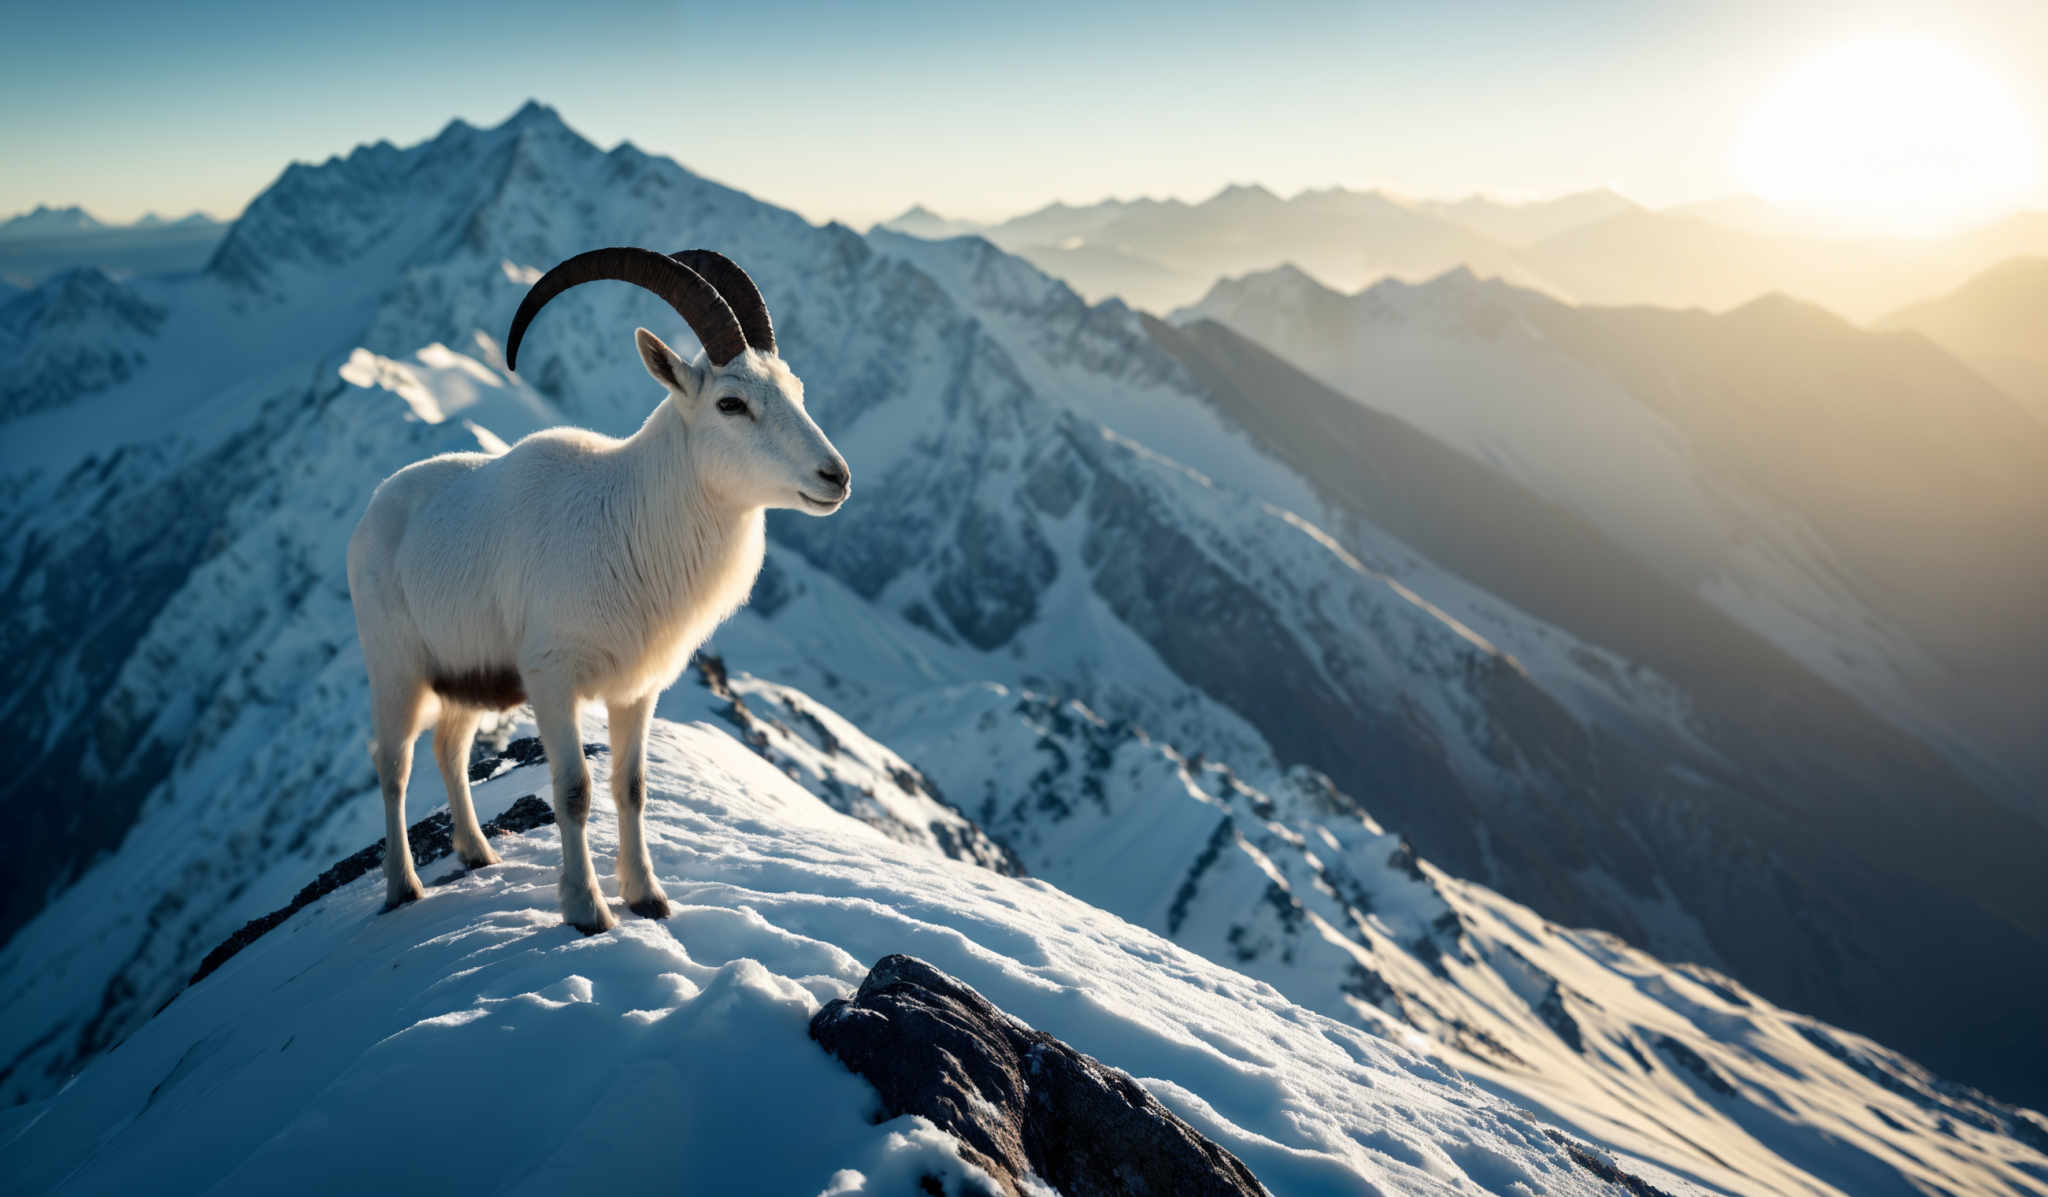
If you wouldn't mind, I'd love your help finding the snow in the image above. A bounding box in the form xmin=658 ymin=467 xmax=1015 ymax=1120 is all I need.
xmin=2 ymin=716 xmax=1636 ymax=1197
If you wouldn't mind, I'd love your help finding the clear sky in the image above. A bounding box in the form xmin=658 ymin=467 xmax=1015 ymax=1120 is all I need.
xmin=3 ymin=0 xmax=2042 ymax=229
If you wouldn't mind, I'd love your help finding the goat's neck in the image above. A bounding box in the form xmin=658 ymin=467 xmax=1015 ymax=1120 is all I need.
xmin=620 ymin=401 xmax=764 ymax=607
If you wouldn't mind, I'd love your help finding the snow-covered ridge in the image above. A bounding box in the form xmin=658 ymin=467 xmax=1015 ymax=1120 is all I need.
xmin=11 ymin=675 xmax=2046 ymax=1195
xmin=2 ymin=715 xmax=1669 ymax=1197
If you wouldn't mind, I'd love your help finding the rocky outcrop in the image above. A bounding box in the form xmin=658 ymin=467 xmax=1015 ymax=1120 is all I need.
xmin=185 ymin=792 xmax=557 ymax=990
xmin=811 ymin=954 xmax=1268 ymax=1197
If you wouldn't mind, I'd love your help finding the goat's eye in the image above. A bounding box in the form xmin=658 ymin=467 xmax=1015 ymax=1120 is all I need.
xmin=716 ymin=396 xmax=748 ymax=416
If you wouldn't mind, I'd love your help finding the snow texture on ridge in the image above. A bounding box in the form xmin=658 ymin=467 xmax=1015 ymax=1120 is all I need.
xmin=3 ymin=717 xmax=1635 ymax=1197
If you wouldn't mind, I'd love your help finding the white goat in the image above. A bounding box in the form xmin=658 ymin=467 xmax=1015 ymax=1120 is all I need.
xmin=347 ymin=247 xmax=849 ymax=932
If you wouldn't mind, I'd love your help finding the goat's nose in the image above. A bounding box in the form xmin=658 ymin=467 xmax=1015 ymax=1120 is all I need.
xmin=817 ymin=463 xmax=850 ymax=492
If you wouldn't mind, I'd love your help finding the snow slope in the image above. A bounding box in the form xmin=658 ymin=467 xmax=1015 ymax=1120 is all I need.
xmin=2 ymin=714 xmax=1665 ymax=1197
xmin=863 ymin=683 xmax=2048 ymax=1196
xmin=9 ymin=675 xmax=2045 ymax=1196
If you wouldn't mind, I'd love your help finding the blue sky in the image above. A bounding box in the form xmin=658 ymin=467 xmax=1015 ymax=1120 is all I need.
xmin=4 ymin=0 xmax=2042 ymax=226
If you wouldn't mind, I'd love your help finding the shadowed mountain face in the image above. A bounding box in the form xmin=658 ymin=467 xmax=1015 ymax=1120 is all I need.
xmin=0 ymin=210 xmax=226 ymax=288
xmin=3 ymin=104 xmax=2046 ymax=1123
xmin=1178 ymin=266 xmax=2048 ymax=809
xmin=1140 ymin=311 xmax=2048 ymax=1107
xmin=1517 ymin=208 xmax=2048 ymax=319
xmin=1881 ymin=257 xmax=2048 ymax=419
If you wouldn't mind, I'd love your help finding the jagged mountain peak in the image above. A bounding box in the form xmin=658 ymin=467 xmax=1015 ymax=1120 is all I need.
xmin=1182 ymin=262 xmax=1340 ymax=309
xmin=203 ymin=101 xmax=719 ymax=293
xmin=1207 ymin=181 xmax=1282 ymax=206
xmin=0 ymin=204 xmax=104 ymax=239
xmin=503 ymin=97 xmax=566 ymax=129
xmin=1720 ymin=289 xmax=1863 ymax=336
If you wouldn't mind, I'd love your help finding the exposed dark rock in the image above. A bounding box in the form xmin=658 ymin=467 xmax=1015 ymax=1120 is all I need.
xmin=1340 ymin=964 xmax=1410 ymax=1028
xmin=1387 ymin=837 xmax=1427 ymax=883
xmin=1166 ymin=816 xmax=1235 ymax=936
xmin=1537 ymin=981 xmax=1585 ymax=1053
xmin=465 ymin=734 xmax=604 ymax=783
xmin=184 ymin=794 xmax=557 ymax=990
xmin=812 ymin=954 xmax=1268 ymax=1197
xmin=781 ymin=695 xmax=842 ymax=756
xmin=1653 ymin=1033 xmax=1738 ymax=1098
xmin=1541 ymin=1130 xmax=1678 ymax=1197
xmin=693 ymin=649 xmax=733 ymax=698
xmin=1791 ymin=1023 xmax=2048 ymax=1154
xmin=1674 ymin=963 xmax=1751 ymax=1008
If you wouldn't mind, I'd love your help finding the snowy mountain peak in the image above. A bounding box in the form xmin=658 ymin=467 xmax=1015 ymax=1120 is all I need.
xmin=0 ymin=204 xmax=103 ymax=240
xmin=505 ymin=97 xmax=565 ymax=128
xmin=874 ymin=204 xmax=986 ymax=240
xmin=1209 ymin=181 xmax=1281 ymax=206
xmin=1721 ymin=289 xmax=1856 ymax=334
xmin=1179 ymin=263 xmax=1339 ymax=311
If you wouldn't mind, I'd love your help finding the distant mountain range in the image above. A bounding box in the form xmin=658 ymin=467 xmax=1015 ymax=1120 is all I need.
xmin=0 ymin=205 xmax=105 ymax=239
xmin=0 ymin=205 xmax=220 ymax=240
xmin=0 ymin=206 xmax=226 ymax=287
xmin=877 ymin=188 xmax=2048 ymax=321
xmin=1176 ymin=264 xmax=2048 ymax=802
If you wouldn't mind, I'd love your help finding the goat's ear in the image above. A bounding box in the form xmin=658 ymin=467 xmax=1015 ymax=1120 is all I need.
xmin=635 ymin=327 xmax=704 ymax=401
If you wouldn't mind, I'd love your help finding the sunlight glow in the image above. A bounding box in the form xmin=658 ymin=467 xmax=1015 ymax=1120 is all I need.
xmin=1734 ymin=37 xmax=2037 ymax=238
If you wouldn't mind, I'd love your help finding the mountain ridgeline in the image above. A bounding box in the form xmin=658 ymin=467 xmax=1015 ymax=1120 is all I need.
xmin=2 ymin=99 xmax=2045 ymax=1153
xmin=881 ymin=185 xmax=2048 ymax=320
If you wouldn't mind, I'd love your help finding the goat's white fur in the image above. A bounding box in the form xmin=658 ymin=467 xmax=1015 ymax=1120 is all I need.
xmin=348 ymin=329 xmax=848 ymax=931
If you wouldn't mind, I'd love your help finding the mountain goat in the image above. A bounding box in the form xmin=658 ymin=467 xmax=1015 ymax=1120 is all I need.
xmin=347 ymin=247 xmax=849 ymax=932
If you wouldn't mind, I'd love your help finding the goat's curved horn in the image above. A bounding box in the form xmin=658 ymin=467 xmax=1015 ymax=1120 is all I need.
xmin=670 ymin=249 xmax=775 ymax=356
xmin=505 ymin=247 xmax=748 ymax=370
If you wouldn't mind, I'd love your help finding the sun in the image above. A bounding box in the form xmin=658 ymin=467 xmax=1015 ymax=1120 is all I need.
xmin=1734 ymin=37 xmax=2037 ymax=238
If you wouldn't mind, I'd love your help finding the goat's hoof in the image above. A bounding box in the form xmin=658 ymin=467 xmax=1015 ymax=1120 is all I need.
xmin=568 ymin=915 xmax=615 ymax=936
xmin=381 ymin=886 xmax=423 ymax=913
xmin=629 ymin=897 xmax=672 ymax=920
xmin=457 ymin=845 xmax=502 ymax=870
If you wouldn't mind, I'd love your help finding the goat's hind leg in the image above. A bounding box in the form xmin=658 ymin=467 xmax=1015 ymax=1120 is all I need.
xmin=371 ymin=677 xmax=432 ymax=910
xmin=434 ymin=706 xmax=500 ymax=869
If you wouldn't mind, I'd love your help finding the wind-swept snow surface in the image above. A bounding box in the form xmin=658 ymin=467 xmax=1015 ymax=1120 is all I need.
xmin=4 ymin=718 xmax=1646 ymax=1197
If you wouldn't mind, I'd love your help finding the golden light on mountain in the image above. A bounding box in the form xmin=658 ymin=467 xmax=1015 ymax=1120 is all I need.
xmin=1734 ymin=37 xmax=2037 ymax=238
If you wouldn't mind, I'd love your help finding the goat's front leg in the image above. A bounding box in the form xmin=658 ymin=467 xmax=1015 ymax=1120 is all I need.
xmin=607 ymin=693 xmax=669 ymax=919
xmin=529 ymin=675 xmax=615 ymax=934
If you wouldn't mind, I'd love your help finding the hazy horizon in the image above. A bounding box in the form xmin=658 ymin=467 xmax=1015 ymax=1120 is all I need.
xmin=6 ymin=0 xmax=2043 ymax=236
xmin=3 ymin=102 xmax=2038 ymax=244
